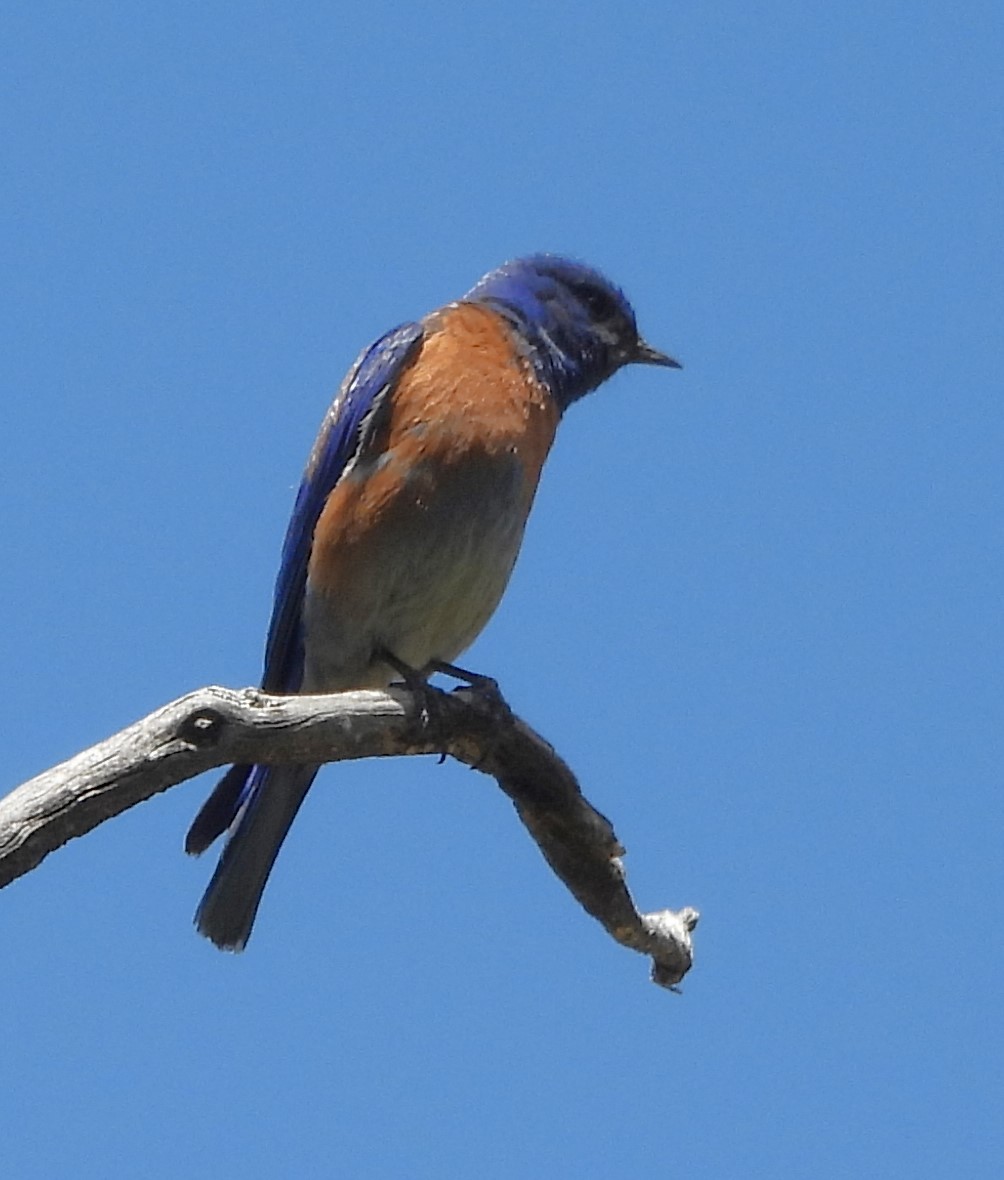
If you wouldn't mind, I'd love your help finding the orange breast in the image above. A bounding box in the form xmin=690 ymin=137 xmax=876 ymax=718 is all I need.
xmin=386 ymin=301 xmax=559 ymax=484
xmin=310 ymin=302 xmax=559 ymax=566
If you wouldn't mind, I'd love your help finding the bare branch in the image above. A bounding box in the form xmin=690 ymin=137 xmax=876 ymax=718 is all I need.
xmin=0 ymin=684 xmax=697 ymax=987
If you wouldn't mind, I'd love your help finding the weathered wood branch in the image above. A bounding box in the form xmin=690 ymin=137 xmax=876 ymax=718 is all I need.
xmin=0 ymin=685 xmax=698 ymax=988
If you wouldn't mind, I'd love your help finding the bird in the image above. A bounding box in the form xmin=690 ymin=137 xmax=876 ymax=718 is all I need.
xmin=186 ymin=253 xmax=680 ymax=950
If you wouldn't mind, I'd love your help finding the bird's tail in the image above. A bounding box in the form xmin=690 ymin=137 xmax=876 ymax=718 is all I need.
xmin=186 ymin=763 xmax=320 ymax=951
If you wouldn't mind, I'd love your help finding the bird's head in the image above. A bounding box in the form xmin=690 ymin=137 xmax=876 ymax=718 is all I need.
xmin=465 ymin=254 xmax=680 ymax=409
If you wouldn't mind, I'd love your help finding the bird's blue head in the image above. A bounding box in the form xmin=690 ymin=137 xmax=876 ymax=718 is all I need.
xmin=464 ymin=254 xmax=679 ymax=411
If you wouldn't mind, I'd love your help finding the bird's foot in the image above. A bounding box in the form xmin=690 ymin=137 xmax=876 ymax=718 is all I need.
xmin=424 ymin=660 xmax=513 ymax=767
xmin=377 ymin=648 xmax=449 ymax=737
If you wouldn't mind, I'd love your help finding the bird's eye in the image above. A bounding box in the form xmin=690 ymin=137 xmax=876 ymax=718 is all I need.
xmin=573 ymin=283 xmax=619 ymax=323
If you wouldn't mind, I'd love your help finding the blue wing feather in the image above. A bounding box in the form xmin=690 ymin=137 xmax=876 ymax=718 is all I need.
xmin=261 ymin=320 xmax=425 ymax=694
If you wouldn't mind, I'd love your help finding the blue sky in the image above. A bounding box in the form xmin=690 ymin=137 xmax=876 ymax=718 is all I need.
xmin=2 ymin=3 xmax=1001 ymax=1176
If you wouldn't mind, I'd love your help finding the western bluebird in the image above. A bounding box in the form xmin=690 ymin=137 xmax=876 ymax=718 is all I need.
xmin=186 ymin=254 xmax=680 ymax=949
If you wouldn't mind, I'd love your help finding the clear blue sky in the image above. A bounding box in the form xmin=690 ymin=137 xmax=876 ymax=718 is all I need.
xmin=2 ymin=4 xmax=1001 ymax=1176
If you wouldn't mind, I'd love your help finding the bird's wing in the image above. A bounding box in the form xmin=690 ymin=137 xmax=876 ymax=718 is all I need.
xmin=261 ymin=320 xmax=426 ymax=693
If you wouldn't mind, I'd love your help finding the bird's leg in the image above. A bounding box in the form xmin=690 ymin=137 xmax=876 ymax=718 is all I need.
xmin=376 ymin=647 xmax=446 ymax=736
xmin=423 ymin=658 xmax=500 ymax=700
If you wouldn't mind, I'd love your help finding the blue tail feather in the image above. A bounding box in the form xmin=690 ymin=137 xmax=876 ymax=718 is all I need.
xmin=185 ymin=763 xmax=252 ymax=855
xmin=192 ymin=764 xmax=320 ymax=951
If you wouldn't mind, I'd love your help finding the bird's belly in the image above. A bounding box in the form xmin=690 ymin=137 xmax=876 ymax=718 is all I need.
xmin=302 ymin=451 xmax=530 ymax=691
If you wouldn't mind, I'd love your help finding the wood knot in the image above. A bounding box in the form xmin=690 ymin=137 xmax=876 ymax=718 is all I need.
xmin=178 ymin=707 xmax=226 ymax=748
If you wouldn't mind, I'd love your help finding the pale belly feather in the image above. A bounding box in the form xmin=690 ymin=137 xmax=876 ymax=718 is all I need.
xmin=301 ymin=449 xmax=530 ymax=691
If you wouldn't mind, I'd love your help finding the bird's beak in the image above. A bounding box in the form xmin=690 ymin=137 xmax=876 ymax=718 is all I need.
xmin=633 ymin=338 xmax=682 ymax=369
